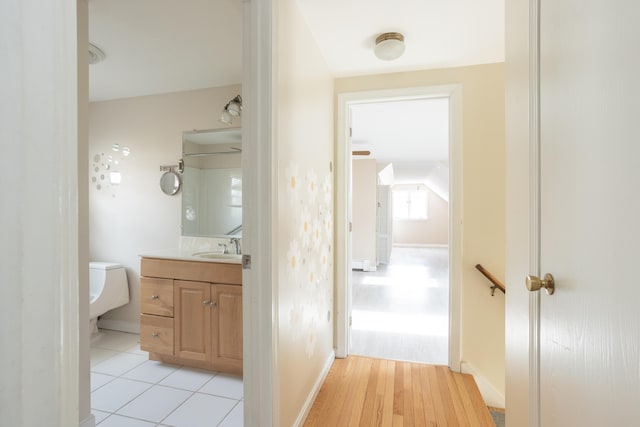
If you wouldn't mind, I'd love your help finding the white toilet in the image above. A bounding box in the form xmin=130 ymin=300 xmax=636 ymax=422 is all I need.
xmin=89 ymin=262 xmax=130 ymax=333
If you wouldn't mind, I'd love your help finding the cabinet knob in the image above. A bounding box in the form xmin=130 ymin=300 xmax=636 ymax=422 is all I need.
xmin=210 ymin=301 xmax=217 ymax=307
xmin=151 ymin=332 xmax=159 ymax=338
xmin=151 ymin=295 xmax=159 ymax=300
xmin=203 ymin=300 xmax=211 ymax=306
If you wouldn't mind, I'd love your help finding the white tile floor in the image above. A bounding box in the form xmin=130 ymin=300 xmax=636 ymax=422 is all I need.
xmin=90 ymin=329 xmax=243 ymax=427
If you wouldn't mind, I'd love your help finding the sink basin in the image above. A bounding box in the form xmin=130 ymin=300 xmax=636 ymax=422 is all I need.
xmin=192 ymin=251 xmax=242 ymax=261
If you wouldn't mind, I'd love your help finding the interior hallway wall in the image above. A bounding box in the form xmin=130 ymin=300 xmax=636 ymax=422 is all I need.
xmin=89 ymin=84 xmax=241 ymax=332
xmin=334 ymin=63 xmax=506 ymax=401
xmin=352 ymin=159 xmax=377 ymax=267
xmin=276 ymin=0 xmax=335 ymax=424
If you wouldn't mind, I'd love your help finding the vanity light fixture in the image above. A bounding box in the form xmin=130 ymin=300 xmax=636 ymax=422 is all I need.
xmin=219 ymin=95 xmax=243 ymax=125
xmin=374 ymin=32 xmax=405 ymax=61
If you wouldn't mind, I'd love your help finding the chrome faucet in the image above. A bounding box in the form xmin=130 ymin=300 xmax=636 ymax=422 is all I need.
xmin=218 ymin=243 xmax=229 ymax=254
xmin=229 ymin=238 xmax=241 ymax=255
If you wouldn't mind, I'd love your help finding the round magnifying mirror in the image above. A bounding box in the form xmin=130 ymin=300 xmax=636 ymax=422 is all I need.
xmin=160 ymin=171 xmax=181 ymax=195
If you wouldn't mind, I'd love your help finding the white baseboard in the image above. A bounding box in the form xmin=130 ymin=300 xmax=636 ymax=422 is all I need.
xmin=80 ymin=414 xmax=95 ymax=427
xmin=294 ymin=350 xmax=335 ymax=427
xmin=97 ymin=319 xmax=140 ymax=334
xmin=460 ymin=361 xmax=505 ymax=409
xmin=351 ymin=259 xmax=377 ymax=272
xmin=393 ymin=243 xmax=449 ymax=248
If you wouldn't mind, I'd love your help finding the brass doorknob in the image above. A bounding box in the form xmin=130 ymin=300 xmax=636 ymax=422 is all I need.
xmin=526 ymin=273 xmax=555 ymax=295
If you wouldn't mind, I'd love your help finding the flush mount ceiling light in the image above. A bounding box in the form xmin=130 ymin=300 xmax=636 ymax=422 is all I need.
xmin=374 ymin=32 xmax=405 ymax=61
xmin=88 ymin=42 xmax=106 ymax=65
xmin=219 ymin=95 xmax=243 ymax=125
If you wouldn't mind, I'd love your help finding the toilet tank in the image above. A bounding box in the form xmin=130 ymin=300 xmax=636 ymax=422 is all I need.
xmin=89 ymin=262 xmax=123 ymax=293
xmin=89 ymin=262 xmax=130 ymax=319
xmin=90 ymin=261 xmax=123 ymax=271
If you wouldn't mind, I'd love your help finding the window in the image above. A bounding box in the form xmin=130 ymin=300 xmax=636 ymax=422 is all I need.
xmin=393 ymin=188 xmax=428 ymax=220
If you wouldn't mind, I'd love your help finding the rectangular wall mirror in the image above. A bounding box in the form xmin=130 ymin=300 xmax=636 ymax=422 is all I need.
xmin=181 ymin=128 xmax=242 ymax=238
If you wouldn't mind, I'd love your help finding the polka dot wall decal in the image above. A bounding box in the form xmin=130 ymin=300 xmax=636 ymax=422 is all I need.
xmin=91 ymin=146 xmax=131 ymax=195
xmin=283 ymin=162 xmax=334 ymax=359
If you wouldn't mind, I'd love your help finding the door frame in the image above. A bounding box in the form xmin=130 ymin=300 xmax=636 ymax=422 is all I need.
xmin=242 ymin=0 xmax=276 ymax=425
xmin=527 ymin=0 xmax=542 ymax=424
xmin=19 ymin=0 xmax=273 ymax=425
xmin=3 ymin=1 xmax=80 ymax=425
xmin=335 ymin=85 xmax=462 ymax=371
xmin=505 ymin=0 xmax=541 ymax=425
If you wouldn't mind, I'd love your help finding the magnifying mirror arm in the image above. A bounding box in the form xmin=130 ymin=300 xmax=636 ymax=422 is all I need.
xmin=159 ymin=158 xmax=183 ymax=173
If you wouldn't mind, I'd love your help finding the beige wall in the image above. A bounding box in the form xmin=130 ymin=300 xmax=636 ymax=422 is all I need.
xmin=393 ymin=184 xmax=449 ymax=246
xmin=276 ymin=0 xmax=335 ymax=425
xmin=335 ymin=63 xmax=506 ymax=399
xmin=89 ymin=84 xmax=242 ymax=332
xmin=352 ymin=159 xmax=377 ymax=266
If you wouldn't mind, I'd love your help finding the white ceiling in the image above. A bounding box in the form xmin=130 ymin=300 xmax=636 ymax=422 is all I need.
xmin=89 ymin=0 xmax=504 ymax=186
xmin=297 ymin=0 xmax=504 ymax=77
xmin=88 ymin=0 xmax=504 ymax=101
xmin=88 ymin=0 xmax=243 ymax=101
xmin=350 ymin=98 xmax=449 ymax=163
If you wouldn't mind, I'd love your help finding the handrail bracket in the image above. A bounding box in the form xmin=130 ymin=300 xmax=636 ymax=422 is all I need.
xmin=475 ymin=264 xmax=506 ymax=295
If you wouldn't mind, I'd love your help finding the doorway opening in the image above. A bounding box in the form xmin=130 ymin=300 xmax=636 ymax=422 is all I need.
xmin=335 ymin=85 xmax=462 ymax=370
xmin=350 ymin=98 xmax=449 ymax=364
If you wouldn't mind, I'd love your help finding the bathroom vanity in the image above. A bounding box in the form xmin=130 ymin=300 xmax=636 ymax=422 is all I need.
xmin=139 ymin=255 xmax=242 ymax=375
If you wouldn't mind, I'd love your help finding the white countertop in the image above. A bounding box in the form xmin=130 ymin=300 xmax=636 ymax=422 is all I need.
xmin=139 ymin=248 xmax=242 ymax=264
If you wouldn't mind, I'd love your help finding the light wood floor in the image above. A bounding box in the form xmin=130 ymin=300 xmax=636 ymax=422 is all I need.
xmin=304 ymin=356 xmax=495 ymax=427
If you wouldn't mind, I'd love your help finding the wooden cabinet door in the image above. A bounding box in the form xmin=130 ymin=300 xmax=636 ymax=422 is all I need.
xmin=211 ymin=284 xmax=243 ymax=371
xmin=174 ymin=280 xmax=211 ymax=362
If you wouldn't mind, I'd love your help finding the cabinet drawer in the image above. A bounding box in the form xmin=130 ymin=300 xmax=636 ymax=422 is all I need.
xmin=140 ymin=277 xmax=173 ymax=316
xmin=140 ymin=314 xmax=174 ymax=355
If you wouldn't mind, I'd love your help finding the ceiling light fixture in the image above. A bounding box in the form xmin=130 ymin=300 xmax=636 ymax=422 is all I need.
xmin=88 ymin=42 xmax=106 ymax=65
xmin=219 ymin=95 xmax=243 ymax=125
xmin=374 ymin=32 xmax=405 ymax=61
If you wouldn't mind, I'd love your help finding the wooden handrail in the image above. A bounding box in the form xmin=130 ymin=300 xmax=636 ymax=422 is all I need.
xmin=475 ymin=264 xmax=506 ymax=295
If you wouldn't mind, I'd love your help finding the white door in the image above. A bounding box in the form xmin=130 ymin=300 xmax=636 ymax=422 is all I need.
xmin=376 ymin=185 xmax=392 ymax=265
xmin=507 ymin=0 xmax=640 ymax=425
